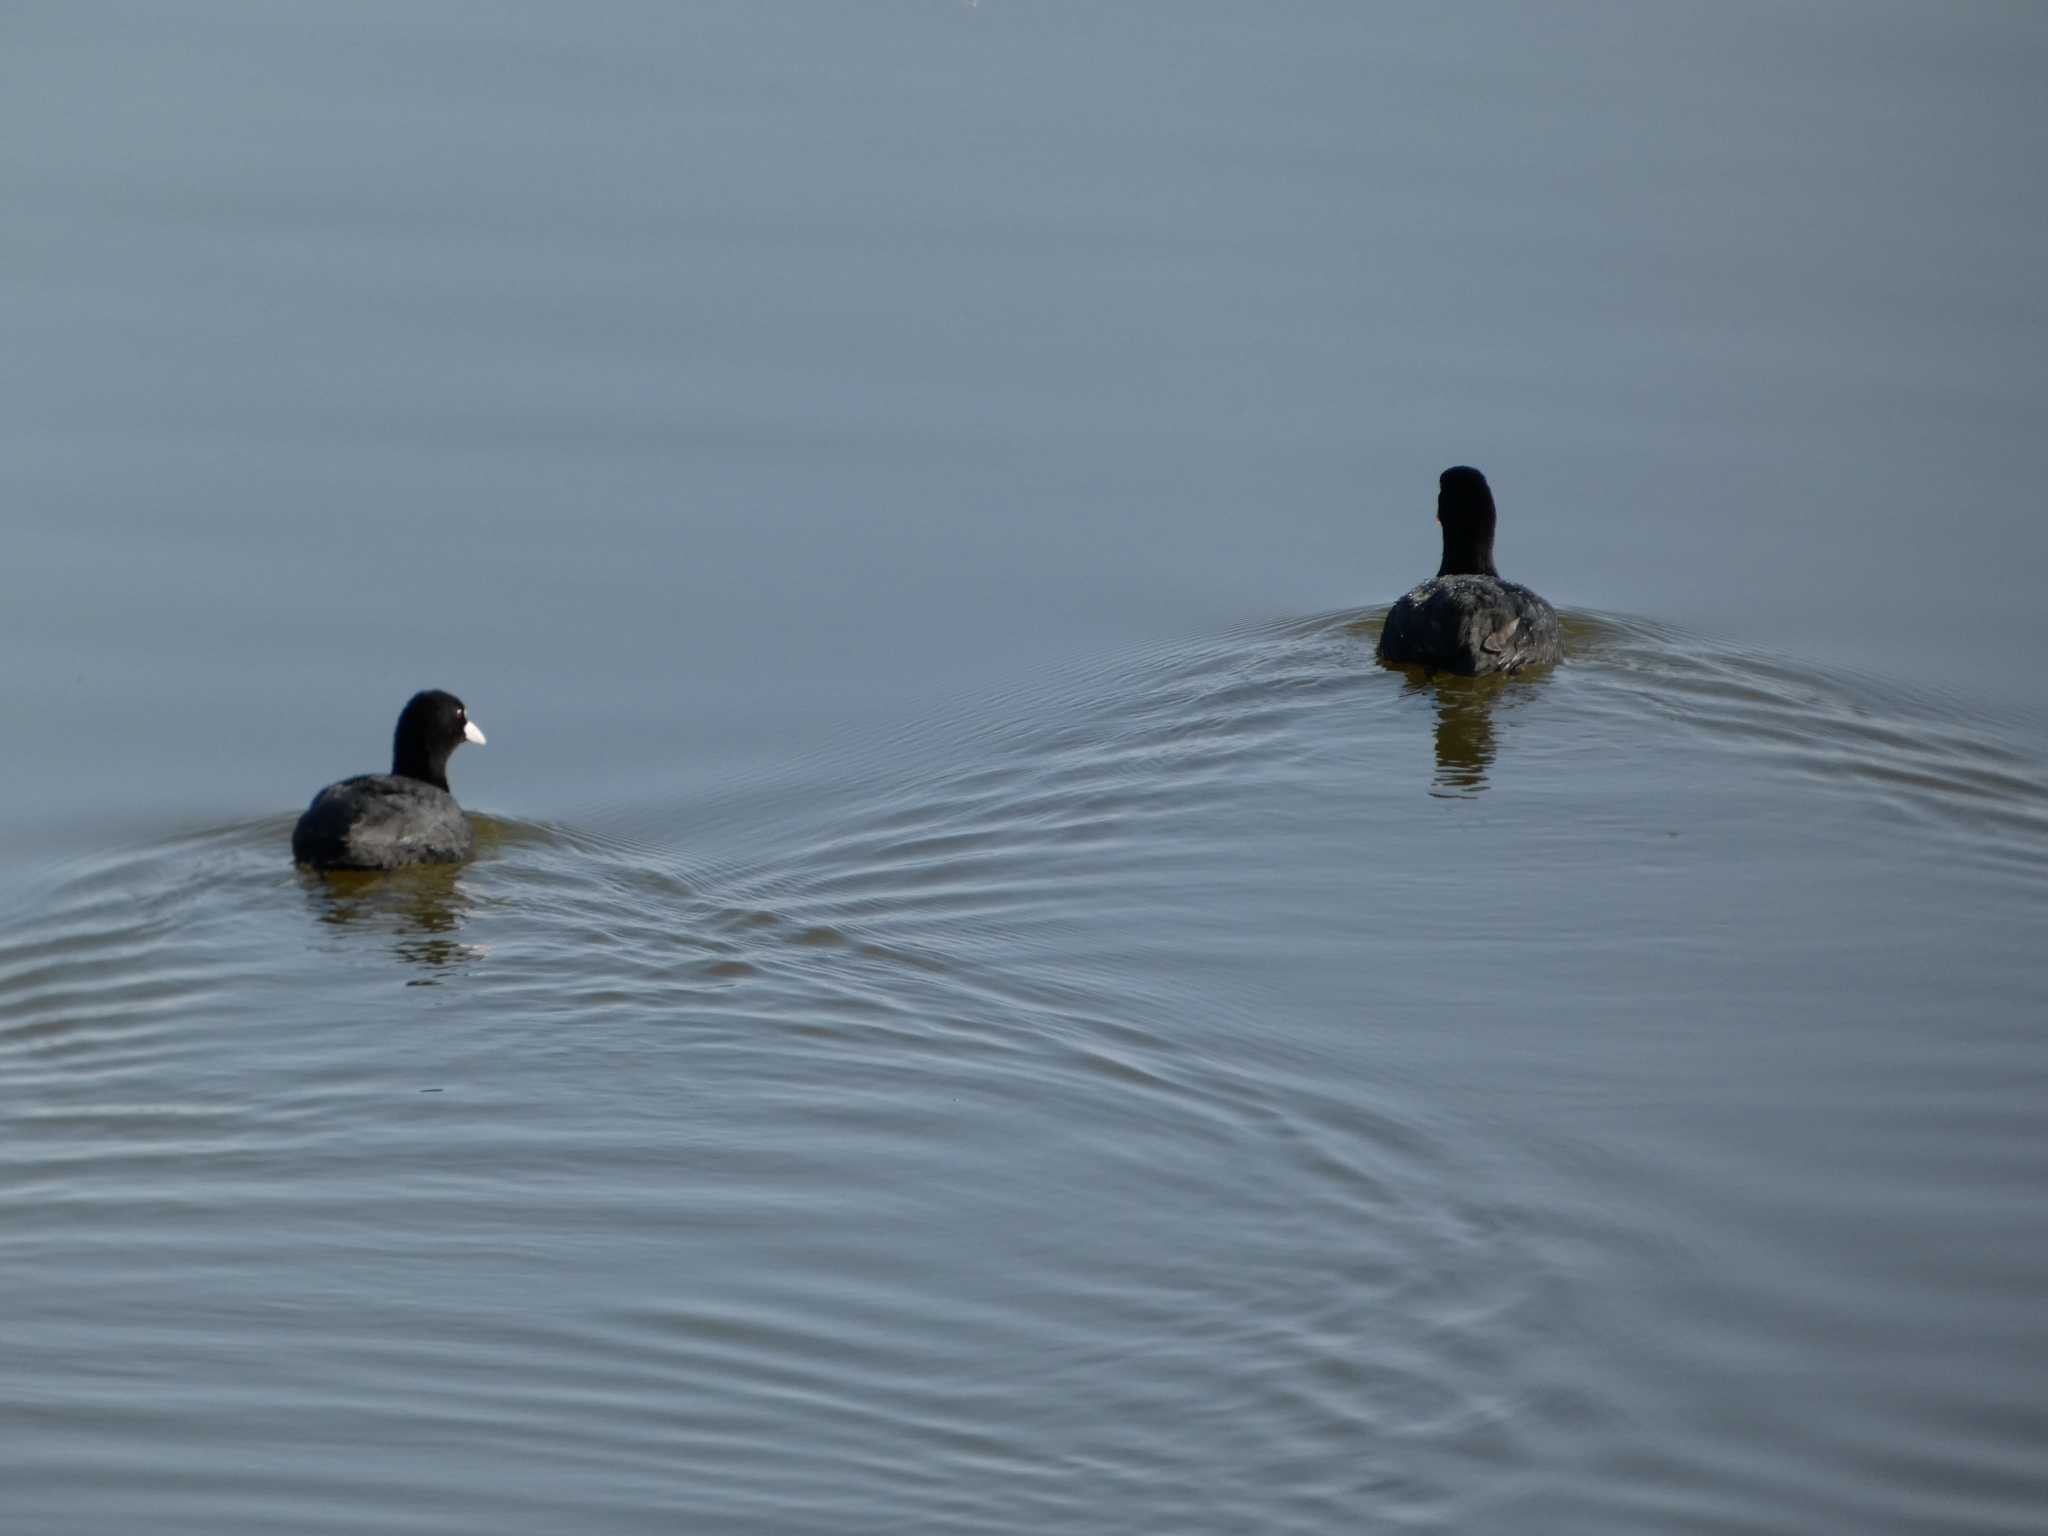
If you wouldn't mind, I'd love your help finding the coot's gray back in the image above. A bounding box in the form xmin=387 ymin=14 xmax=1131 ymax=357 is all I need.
xmin=1377 ymin=574 xmax=1562 ymax=676
xmin=292 ymin=774 xmax=474 ymax=869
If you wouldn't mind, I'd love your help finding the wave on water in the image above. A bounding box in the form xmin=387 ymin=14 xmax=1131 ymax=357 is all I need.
xmin=2 ymin=610 xmax=2045 ymax=1532
xmin=1561 ymin=610 xmax=2048 ymax=875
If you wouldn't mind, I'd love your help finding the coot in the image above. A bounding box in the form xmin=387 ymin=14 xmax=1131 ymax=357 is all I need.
xmin=292 ymin=690 xmax=486 ymax=870
xmin=1377 ymin=466 xmax=1562 ymax=675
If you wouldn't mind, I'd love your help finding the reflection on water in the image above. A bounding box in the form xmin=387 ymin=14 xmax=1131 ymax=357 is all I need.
xmin=1405 ymin=671 xmax=1512 ymax=797
xmin=299 ymin=843 xmax=484 ymax=982
xmin=1365 ymin=613 xmax=1550 ymax=798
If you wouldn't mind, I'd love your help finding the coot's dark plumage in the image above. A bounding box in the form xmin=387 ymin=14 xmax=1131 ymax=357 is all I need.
xmin=292 ymin=690 xmax=486 ymax=870
xmin=1377 ymin=466 xmax=1562 ymax=676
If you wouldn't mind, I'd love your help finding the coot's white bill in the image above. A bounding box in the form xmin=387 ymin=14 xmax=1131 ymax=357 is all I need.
xmin=464 ymin=720 xmax=487 ymax=745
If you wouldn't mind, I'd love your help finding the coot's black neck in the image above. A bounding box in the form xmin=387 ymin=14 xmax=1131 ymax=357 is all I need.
xmin=1435 ymin=464 xmax=1501 ymax=579
xmin=392 ymin=738 xmax=452 ymax=792
xmin=1436 ymin=535 xmax=1499 ymax=580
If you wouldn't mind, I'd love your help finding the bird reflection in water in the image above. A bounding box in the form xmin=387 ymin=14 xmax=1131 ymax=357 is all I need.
xmin=1387 ymin=669 xmax=1526 ymax=797
xmin=299 ymin=859 xmax=483 ymax=982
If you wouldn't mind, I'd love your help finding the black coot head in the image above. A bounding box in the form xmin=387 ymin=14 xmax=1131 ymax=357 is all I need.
xmin=1436 ymin=465 xmax=1499 ymax=578
xmin=392 ymin=689 xmax=485 ymax=791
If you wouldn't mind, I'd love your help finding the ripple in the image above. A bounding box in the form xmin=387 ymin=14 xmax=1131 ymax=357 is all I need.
xmin=4 ymin=615 xmax=2047 ymax=1532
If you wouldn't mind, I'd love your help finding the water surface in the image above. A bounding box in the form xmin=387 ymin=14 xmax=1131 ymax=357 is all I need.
xmin=3 ymin=4 xmax=2046 ymax=1532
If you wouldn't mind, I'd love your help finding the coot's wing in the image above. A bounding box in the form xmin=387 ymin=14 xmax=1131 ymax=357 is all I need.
xmin=1379 ymin=579 xmax=1493 ymax=673
xmin=1377 ymin=583 xmax=1445 ymax=666
xmin=1496 ymin=584 xmax=1564 ymax=671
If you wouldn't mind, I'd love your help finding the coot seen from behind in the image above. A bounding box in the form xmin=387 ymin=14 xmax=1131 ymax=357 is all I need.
xmin=292 ymin=690 xmax=486 ymax=870
xmin=1377 ymin=466 xmax=1562 ymax=676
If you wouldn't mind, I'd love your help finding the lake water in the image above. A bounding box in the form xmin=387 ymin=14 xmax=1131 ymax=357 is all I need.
xmin=4 ymin=4 xmax=2045 ymax=1532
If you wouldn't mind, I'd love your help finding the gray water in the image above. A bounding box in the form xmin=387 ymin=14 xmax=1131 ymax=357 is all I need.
xmin=4 ymin=4 xmax=2046 ymax=1532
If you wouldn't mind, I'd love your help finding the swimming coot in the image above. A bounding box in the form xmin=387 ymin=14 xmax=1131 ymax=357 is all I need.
xmin=1377 ymin=466 xmax=1562 ymax=676
xmin=292 ymin=690 xmax=486 ymax=870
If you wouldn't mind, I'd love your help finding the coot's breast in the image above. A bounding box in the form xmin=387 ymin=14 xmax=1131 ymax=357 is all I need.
xmin=1377 ymin=575 xmax=1563 ymax=676
xmin=291 ymin=774 xmax=475 ymax=871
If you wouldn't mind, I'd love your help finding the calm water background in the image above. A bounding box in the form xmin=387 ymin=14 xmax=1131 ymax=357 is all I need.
xmin=4 ymin=4 xmax=2046 ymax=1531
